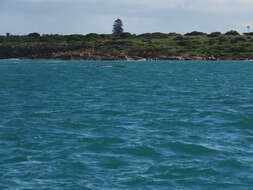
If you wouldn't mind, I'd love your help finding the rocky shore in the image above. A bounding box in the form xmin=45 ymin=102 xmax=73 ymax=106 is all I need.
xmin=0 ymin=47 xmax=251 ymax=61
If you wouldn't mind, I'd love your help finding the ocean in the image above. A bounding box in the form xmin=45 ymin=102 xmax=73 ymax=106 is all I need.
xmin=0 ymin=60 xmax=253 ymax=190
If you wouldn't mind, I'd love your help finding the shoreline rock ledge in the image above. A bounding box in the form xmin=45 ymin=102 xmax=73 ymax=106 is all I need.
xmin=0 ymin=48 xmax=251 ymax=61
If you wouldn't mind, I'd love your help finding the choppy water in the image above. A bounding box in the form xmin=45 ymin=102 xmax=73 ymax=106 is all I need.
xmin=0 ymin=60 xmax=253 ymax=190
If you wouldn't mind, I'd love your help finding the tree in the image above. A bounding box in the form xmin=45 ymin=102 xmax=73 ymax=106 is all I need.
xmin=112 ymin=19 xmax=123 ymax=37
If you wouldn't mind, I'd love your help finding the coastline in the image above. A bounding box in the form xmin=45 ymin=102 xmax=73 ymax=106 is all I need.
xmin=1 ymin=54 xmax=252 ymax=61
xmin=0 ymin=49 xmax=252 ymax=61
xmin=2 ymin=32 xmax=253 ymax=62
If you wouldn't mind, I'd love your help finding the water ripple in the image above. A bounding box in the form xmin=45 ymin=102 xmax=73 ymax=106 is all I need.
xmin=1 ymin=60 xmax=253 ymax=189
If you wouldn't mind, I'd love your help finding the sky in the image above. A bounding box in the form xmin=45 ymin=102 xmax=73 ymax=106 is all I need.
xmin=0 ymin=0 xmax=253 ymax=35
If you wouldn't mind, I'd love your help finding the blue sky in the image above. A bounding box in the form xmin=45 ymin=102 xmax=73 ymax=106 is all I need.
xmin=0 ymin=0 xmax=253 ymax=35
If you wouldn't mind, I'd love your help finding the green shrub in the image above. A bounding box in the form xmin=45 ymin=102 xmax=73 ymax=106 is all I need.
xmin=208 ymin=39 xmax=216 ymax=45
xmin=168 ymin=33 xmax=181 ymax=37
xmin=138 ymin=32 xmax=168 ymax=39
xmin=177 ymin=40 xmax=192 ymax=46
xmin=174 ymin=35 xmax=184 ymax=40
xmin=229 ymin=46 xmax=248 ymax=52
xmin=86 ymin=33 xmax=101 ymax=39
xmin=99 ymin=34 xmax=112 ymax=39
xmin=217 ymin=36 xmax=226 ymax=42
xmin=207 ymin=32 xmax=221 ymax=37
xmin=225 ymin=30 xmax=240 ymax=35
xmin=243 ymin=32 xmax=253 ymax=36
xmin=28 ymin=33 xmax=40 ymax=38
xmin=65 ymin=34 xmax=85 ymax=42
xmin=185 ymin=31 xmax=207 ymax=36
xmin=230 ymin=37 xmax=246 ymax=43
xmin=120 ymin=32 xmax=133 ymax=38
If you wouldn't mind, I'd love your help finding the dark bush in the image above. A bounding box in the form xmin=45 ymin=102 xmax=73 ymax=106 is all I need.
xmin=185 ymin=31 xmax=207 ymax=36
xmin=243 ymin=32 xmax=253 ymax=36
xmin=120 ymin=32 xmax=133 ymax=38
xmin=39 ymin=34 xmax=65 ymax=42
xmin=0 ymin=36 xmax=5 ymax=43
xmin=86 ymin=33 xmax=100 ymax=39
xmin=229 ymin=46 xmax=248 ymax=52
xmin=177 ymin=40 xmax=192 ymax=46
xmin=225 ymin=30 xmax=240 ymax=35
xmin=173 ymin=35 xmax=184 ymax=40
xmin=217 ymin=36 xmax=226 ymax=42
xmin=230 ymin=37 xmax=246 ymax=43
xmin=208 ymin=39 xmax=216 ymax=45
xmin=100 ymin=34 xmax=112 ymax=39
xmin=28 ymin=33 xmax=40 ymax=38
xmin=138 ymin=32 xmax=168 ymax=39
xmin=65 ymin=34 xmax=85 ymax=42
xmin=168 ymin=33 xmax=181 ymax=37
xmin=207 ymin=32 xmax=221 ymax=37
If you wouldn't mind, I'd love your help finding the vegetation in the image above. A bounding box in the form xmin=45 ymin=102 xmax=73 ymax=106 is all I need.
xmin=185 ymin=31 xmax=207 ymax=36
xmin=1 ymin=30 xmax=253 ymax=60
xmin=112 ymin=19 xmax=124 ymax=37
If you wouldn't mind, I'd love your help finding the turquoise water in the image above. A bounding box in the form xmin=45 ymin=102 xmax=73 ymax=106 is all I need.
xmin=0 ymin=60 xmax=253 ymax=190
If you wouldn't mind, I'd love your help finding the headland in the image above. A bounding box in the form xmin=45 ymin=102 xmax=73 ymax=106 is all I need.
xmin=1 ymin=31 xmax=253 ymax=61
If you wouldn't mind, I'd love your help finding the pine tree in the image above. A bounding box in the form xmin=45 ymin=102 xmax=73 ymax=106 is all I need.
xmin=112 ymin=19 xmax=123 ymax=37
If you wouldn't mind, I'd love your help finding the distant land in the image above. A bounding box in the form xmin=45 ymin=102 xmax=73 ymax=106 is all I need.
xmin=1 ymin=30 xmax=253 ymax=60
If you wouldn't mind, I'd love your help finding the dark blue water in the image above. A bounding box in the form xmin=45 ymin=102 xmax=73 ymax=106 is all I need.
xmin=0 ymin=60 xmax=253 ymax=190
